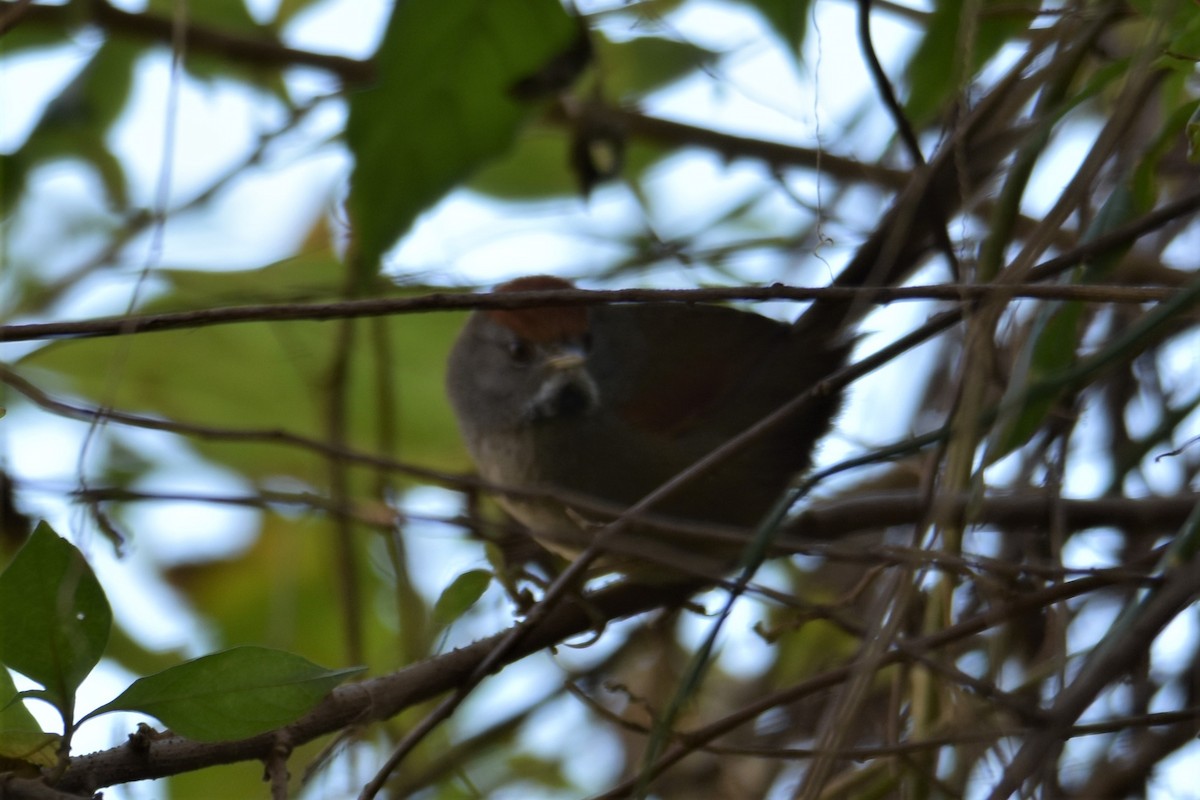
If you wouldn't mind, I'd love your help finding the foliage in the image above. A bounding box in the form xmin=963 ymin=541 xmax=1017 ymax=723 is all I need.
xmin=1 ymin=0 xmax=1200 ymax=798
xmin=0 ymin=524 xmax=359 ymax=761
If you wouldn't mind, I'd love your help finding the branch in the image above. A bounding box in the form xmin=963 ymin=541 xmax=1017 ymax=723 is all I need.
xmin=985 ymin=555 xmax=1200 ymax=798
xmin=0 ymin=282 xmax=1186 ymax=344
xmin=562 ymin=100 xmax=909 ymax=189
xmin=34 ymin=526 xmax=1188 ymax=796
xmin=4 ymin=0 xmax=372 ymax=83
xmin=594 ymin=573 xmax=1123 ymax=798
xmin=47 ymin=579 xmax=692 ymax=794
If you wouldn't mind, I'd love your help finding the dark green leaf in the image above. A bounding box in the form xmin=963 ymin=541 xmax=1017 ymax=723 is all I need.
xmin=0 ymin=523 xmax=111 ymax=710
xmin=345 ymin=0 xmax=578 ymax=278
xmin=433 ymin=569 xmax=492 ymax=626
xmin=90 ymin=646 xmax=363 ymax=741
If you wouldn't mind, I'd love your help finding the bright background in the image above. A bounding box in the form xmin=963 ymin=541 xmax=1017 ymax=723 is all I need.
xmin=2 ymin=0 xmax=1199 ymax=798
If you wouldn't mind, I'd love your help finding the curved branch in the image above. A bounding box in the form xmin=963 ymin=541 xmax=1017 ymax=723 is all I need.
xmin=48 ymin=578 xmax=691 ymax=794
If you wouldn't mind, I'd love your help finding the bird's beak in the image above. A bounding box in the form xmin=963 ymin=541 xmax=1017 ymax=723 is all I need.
xmin=530 ymin=344 xmax=598 ymax=420
xmin=543 ymin=344 xmax=587 ymax=372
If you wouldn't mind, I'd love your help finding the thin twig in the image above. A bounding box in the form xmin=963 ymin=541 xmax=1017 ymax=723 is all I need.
xmin=0 ymin=281 xmax=1188 ymax=345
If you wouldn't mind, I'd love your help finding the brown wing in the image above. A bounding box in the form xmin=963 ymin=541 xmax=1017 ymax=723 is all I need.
xmin=589 ymin=302 xmax=838 ymax=444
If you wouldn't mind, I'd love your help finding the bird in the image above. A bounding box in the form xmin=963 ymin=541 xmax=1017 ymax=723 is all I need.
xmin=445 ymin=275 xmax=851 ymax=577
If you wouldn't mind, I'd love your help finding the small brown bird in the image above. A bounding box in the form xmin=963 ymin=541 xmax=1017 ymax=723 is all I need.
xmin=445 ymin=276 xmax=849 ymax=576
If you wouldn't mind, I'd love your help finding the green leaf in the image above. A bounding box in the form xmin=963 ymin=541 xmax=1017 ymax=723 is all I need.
xmin=146 ymin=0 xmax=260 ymax=29
xmin=1187 ymin=104 xmax=1200 ymax=164
xmin=272 ymin=0 xmax=331 ymax=29
xmin=1079 ymin=181 xmax=1154 ymax=282
xmin=470 ymin=125 xmax=668 ymax=200
xmin=904 ymin=1 xmax=1032 ymax=127
xmin=344 ymin=0 xmax=578 ymax=278
xmin=0 ymin=668 xmax=58 ymax=769
xmin=144 ymin=0 xmax=286 ymax=92
xmin=983 ymin=180 xmax=1153 ymax=464
xmin=983 ymin=300 xmax=1083 ymax=464
xmin=0 ymin=669 xmax=43 ymax=734
xmin=150 ymin=252 xmax=351 ymax=310
xmin=6 ymin=40 xmax=141 ymax=210
xmin=729 ymin=0 xmax=813 ymax=64
xmin=595 ymin=34 xmax=717 ymax=101
xmin=0 ymin=12 xmax=71 ymax=57
xmin=433 ymin=569 xmax=492 ymax=626
xmin=469 ymin=126 xmax=577 ymax=198
xmin=89 ymin=646 xmax=363 ymax=741
xmin=0 ymin=523 xmax=112 ymax=712
xmin=19 ymin=268 xmax=469 ymax=483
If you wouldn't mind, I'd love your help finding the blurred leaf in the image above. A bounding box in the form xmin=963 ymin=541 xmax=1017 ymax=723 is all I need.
xmin=272 ymin=0 xmax=332 ymax=29
xmin=166 ymin=758 xmax=288 ymax=799
xmin=984 ymin=180 xmax=1153 ymax=464
xmin=0 ymin=522 xmax=112 ymax=713
xmin=1080 ymin=179 xmax=1155 ymax=282
xmin=0 ymin=14 xmax=71 ymax=56
xmin=904 ymin=1 xmax=1032 ymax=127
xmin=4 ymin=40 xmax=141 ymax=212
xmin=507 ymin=753 xmax=572 ymax=789
xmin=89 ymin=646 xmax=363 ymax=741
xmin=146 ymin=0 xmax=260 ymax=29
xmin=345 ymin=0 xmax=578 ymax=278
xmin=595 ymin=34 xmax=717 ymax=101
xmin=32 ymin=38 xmax=137 ymax=154
xmin=470 ymin=125 xmax=667 ymax=199
xmin=102 ymin=622 xmax=193 ymax=686
xmin=1139 ymin=0 xmax=1200 ymax=74
xmin=142 ymin=0 xmax=286 ymax=92
xmin=163 ymin=513 xmax=349 ymax=668
xmin=19 ymin=265 xmax=469 ymax=482
xmin=1187 ymin=104 xmax=1200 ymax=164
xmin=470 ymin=126 xmax=577 ymax=198
xmin=432 ymin=569 xmax=492 ymax=626
xmin=152 ymin=252 xmax=352 ymax=308
xmin=729 ymin=0 xmax=812 ymax=63
xmin=983 ymin=301 xmax=1084 ymax=464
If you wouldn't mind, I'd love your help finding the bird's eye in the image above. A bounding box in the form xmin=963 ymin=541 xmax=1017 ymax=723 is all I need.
xmin=507 ymin=339 xmax=534 ymax=365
